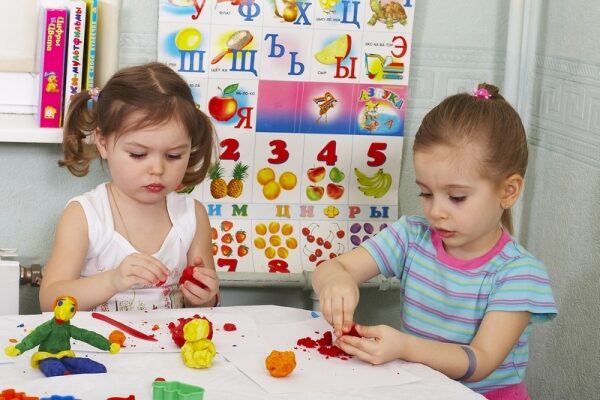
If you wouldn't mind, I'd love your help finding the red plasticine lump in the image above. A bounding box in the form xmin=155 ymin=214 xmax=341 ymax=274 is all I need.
xmin=296 ymin=331 xmax=351 ymax=359
xmin=168 ymin=315 xmax=213 ymax=348
xmin=317 ymin=331 xmax=333 ymax=346
xmin=296 ymin=337 xmax=317 ymax=348
xmin=223 ymin=323 xmax=237 ymax=331
xmin=178 ymin=266 xmax=208 ymax=288
xmin=0 ymin=389 xmax=39 ymax=399
xmin=345 ymin=324 xmax=362 ymax=337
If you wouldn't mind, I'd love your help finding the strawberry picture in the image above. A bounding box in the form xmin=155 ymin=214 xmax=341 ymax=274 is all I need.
xmin=221 ymin=233 xmax=233 ymax=244
xmin=212 ymin=243 xmax=218 ymax=256
xmin=221 ymin=245 xmax=233 ymax=257
xmin=237 ymin=245 xmax=249 ymax=257
xmin=211 ymin=227 xmax=218 ymax=240
xmin=235 ymin=230 xmax=246 ymax=243
xmin=221 ymin=221 xmax=233 ymax=232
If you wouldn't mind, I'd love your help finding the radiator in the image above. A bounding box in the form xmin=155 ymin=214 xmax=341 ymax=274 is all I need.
xmin=0 ymin=249 xmax=20 ymax=315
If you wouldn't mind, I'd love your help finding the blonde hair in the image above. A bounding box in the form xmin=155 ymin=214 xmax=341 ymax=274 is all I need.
xmin=413 ymin=83 xmax=528 ymax=234
xmin=59 ymin=62 xmax=215 ymax=187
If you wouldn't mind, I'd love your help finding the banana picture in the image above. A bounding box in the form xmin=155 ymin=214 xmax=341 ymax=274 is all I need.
xmin=354 ymin=168 xmax=392 ymax=198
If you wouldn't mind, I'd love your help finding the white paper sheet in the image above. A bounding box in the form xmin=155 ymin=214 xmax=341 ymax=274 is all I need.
xmin=221 ymin=316 xmax=420 ymax=394
xmin=0 ymin=308 xmax=484 ymax=400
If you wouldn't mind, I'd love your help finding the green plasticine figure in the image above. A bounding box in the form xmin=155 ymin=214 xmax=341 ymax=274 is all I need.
xmin=4 ymin=295 xmax=120 ymax=377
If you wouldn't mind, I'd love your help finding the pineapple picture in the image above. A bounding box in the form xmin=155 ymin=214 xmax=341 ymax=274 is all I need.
xmin=208 ymin=161 xmax=228 ymax=199
xmin=227 ymin=162 xmax=249 ymax=198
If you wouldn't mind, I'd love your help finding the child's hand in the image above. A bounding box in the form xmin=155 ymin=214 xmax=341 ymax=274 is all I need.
xmin=318 ymin=274 xmax=360 ymax=337
xmin=335 ymin=324 xmax=406 ymax=365
xmin=180 ymin=257 xmax=219 ymax=307
xmin=111 ymin=253 xmax=169 ymax=292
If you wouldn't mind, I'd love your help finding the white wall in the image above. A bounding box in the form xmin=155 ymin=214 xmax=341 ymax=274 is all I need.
xmin=3 ymin=0 xmax=598 ymax=397
xmin=519 ymin=1 xmax=600 ymax=398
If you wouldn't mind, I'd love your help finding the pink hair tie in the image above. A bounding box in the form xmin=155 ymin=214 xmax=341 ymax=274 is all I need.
xmin=87 ymin=87 xmax=101 ymax=110
xmin=88 ymin=87 xmax=101 ymax=102
xmin=473 ymin=87 xmax=492 ymax=99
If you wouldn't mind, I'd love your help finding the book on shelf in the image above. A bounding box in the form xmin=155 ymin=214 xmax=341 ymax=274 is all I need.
xmin=37 ymin=7 xmax=68 ymax=128
xmin=63 ymin=0 xmax=88 ymax=117
xmin=83 ymin=0 xmax=98 ymax=90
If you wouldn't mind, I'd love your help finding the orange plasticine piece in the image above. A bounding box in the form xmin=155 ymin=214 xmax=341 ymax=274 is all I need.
xmin=108 ymin=330 xmax=126 ymax=346
xmin=265 ymin=350 xmax=296 ymax=377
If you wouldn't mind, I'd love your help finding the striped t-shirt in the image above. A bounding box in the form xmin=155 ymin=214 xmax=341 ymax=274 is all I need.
xmin=361 ymin=215 xmax=557 ymax=394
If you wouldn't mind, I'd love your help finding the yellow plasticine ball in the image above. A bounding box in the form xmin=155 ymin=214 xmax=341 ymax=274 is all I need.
xmin=257 ymin=167 xmax=276 ymax=185
xmin=279 ymin=171 xmax=297 ymax=190
xmin=285 ymin=237 xmax=298 ymax=249
xmin=175 ymin=27 xmax=202 ymax=51
xmin=255 ymin=223 xmax=267 ymax=235
xmin=254 ymin=237 xmax=266 ymax=249
xmin=263 ymin=181 xmax=281 ymax=200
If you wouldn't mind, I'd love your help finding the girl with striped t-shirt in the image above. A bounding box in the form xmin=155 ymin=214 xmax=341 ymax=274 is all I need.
xmin=312 ymin=83 xmax=557 ymax=400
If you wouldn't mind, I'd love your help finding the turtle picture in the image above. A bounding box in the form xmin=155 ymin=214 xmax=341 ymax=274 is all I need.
xmin=368 ymin=0 xmax=407 ymax=29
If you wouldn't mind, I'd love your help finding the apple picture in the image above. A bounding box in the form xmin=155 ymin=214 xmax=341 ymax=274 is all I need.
xmin=326 ymin=183 xmax=344 ymax=200
xmin=307 ymin=166 xmax=326 ymax=183
xmin=329 ymin=166 xmax=345 ymax=183
xmin=208 ymin=83 xmax=239 ymax=122
xmin=306 ymin=185 xmax=325 ymax=201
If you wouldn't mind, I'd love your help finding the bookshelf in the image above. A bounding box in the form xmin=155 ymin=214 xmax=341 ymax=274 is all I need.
xmin=0 ymin=114 xmax=62 ymax=143
xmin=0 ymin=0 xmax=121 ymax=145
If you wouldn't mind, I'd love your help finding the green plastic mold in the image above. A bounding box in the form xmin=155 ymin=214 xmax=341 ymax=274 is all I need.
xmin=152 ymin=380 xmax=204 ymax=400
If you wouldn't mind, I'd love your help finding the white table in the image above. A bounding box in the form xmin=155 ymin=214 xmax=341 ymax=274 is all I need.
xmin=0 ymin=306 xmax=484 ymax=399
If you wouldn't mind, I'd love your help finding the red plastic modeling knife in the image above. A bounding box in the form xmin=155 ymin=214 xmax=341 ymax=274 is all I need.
xmin=91 ymin=312 xmax=158 ymax=342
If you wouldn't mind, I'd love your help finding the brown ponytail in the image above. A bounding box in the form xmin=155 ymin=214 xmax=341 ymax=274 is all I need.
xmin=58 ymin=89 xmax=100 ymax=176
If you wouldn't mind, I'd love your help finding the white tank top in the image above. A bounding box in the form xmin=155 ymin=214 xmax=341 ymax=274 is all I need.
xmin=68 ymin=183 xmax=196 ymax=311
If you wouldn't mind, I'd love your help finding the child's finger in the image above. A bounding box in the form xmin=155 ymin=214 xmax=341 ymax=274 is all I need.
xmin=193 ymin=268 xmax=217 ymax=290
xmin=131 ymin=253 xmax=169 ymax=276
xmin=127 ymin=257 xmax=168 ymax=286
xmin=181 ymin=280 xmax=212 ymax=304
xmin=341 ymin=298 xmax=356 ymax=334
xmin=331 ymin=297 xmax=347 ymax=335
xmin=319 ymin=296 xmax=333 ymax=326
xmin=139 ymin=255 xmax=169 ymax=281
xmin=354 ymin=323 xmax=368 ymax=337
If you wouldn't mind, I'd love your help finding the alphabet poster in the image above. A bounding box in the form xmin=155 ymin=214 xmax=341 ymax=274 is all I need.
xmin=157 ymin=0 xmax=415 ymax=273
